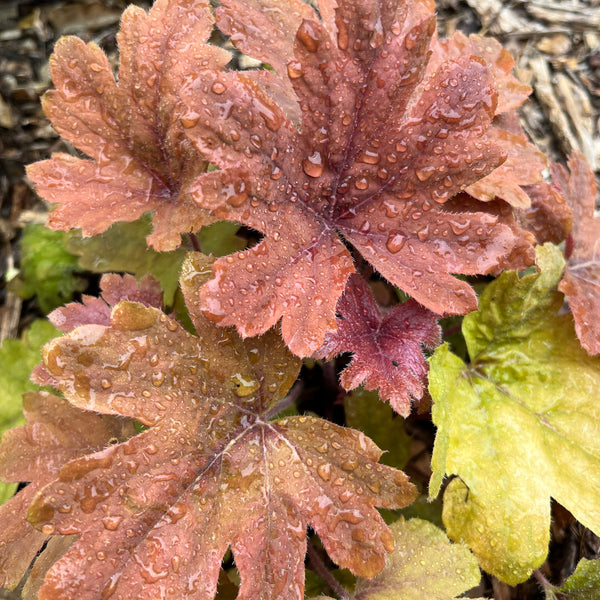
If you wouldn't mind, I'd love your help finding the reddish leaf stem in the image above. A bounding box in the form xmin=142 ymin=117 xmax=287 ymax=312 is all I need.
xmin=306 ymin=542 xmax=350 ymax=600
xmin=188 ymin=232 xmax=201 ymax=252
xmin=263 ymin=381 xmax=304 ymax=420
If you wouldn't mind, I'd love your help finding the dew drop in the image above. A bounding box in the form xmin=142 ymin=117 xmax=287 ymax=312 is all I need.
xmin=101 ymin=378 xmax=112 ymax=389
xmin=357 ymin=149 xmax=380 ymax=165
xmin=297 ymin=21 xmax=320 ymax=52
xmin=41 ymin=524 xmax=55 ymax=535
xmin=355 ymin=177 xmax=368 ymax=190
xmin=386 ymin=231 xmax=406 ymax=254
xmin=341 ymin=459 xmax=358 ymax=472
xmin=352 ymin=529 xmax=366 ymax=542
xmin=102 ymin=515 xmax=123 ymax=531
xmin=367 ymin=480 xmax=381 ymax=494
xmin=317 ymin=463 xmax=331 ymax=481
xmin=211 ymin=81 xmax=226 ymax=95
xmin=302 ymin=151 xmax=325 ymax=178
xmin=416 ymin=166 xmax=435 ymax=182
xmin=287 ymin=60 xmax=303 ymax=79
xmin=181 ymin=114 xmax=200 ymax=129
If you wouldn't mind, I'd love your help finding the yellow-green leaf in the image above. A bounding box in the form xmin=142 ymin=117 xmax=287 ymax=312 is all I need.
xmin=557 ymin=558 xmax=600 ymax=599
xmin=429 ymin=244 xmax=600 ymax=584
xmin=0 ymin=320 xmax=60 ymax=435
xmin=351 ymin=518 xmax=484 ymax=600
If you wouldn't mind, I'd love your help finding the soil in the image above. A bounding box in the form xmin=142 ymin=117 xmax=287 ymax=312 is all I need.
xmin=0 ymin=1 xmax=599 ymax=598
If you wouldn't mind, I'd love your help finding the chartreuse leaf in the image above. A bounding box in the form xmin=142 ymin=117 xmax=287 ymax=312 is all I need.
xmin=332 ymin=518 xmax=484 ymax=600
xmin=15 ymin=224 xmax=86 ymax=313
xmin=429 ymin=243 xmax=600 ymax=584
xmin=0 ymin=320 xmax=59 ymax=434
xmin=555 ymin=558 xmax=600 ymax=599
xmin=0 ymin=320 xmax=60 ymax=506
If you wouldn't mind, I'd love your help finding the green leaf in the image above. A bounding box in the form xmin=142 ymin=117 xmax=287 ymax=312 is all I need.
xmin=429 ymin=244 xmax=600 ymax=584
xmin=0 ymin=320 xmax=60 ymax=434
xmin=0 ymin=482 xmax=18 ymax=506
xmin=14 ymin=224 xmax=86 ymax=313
xmin=197 ymin=221 xmax=246 ymax=257
xmin=345 ymin=388 xmax=411 ymax=469
xmin=65 ymin=215 xmax=187 ymax=305
xmin=557 ymin=558 xmax=600 ymax=599
xmin=351 ymin=518 xmax=484 ymax=600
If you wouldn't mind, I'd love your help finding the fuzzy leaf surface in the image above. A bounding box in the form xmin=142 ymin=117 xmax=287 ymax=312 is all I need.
xmin=351 ymin=518 xmax=484 ymax=600
xmin=317 ymin=274 xmax=440 ymax=416
xmin=429 ymin=244 xmax=600 ymax=584
xmin=0 ymin=391 xmax=135 ymax=589
xmin=28 ymin=253 xmax=417 ymax=600
xmin=556 ymin=152 xmax=600 ymax=354
xmin=183 ymin=0 xmax=531 ymax=355
xmin=27 ymin=0 xmax=231 ymax=250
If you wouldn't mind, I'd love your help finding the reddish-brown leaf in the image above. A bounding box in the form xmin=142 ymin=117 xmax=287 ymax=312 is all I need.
xmin=557 ymin=153 xmax=600 ymax=355
xmin=183 ymin=0 xmax=533 ymax=356
xmin=316 ymin=274 xmax=440 ymax=416
xmin=0 ymin=391 xmax=135 ymax=589
xmin=26 ymin=253 xmax=416 ymax=600
xmin=517 ymin=181 xmax=572 ymax=245
xmin=27 ymin=0 xmax=230 ymax=251
xmin=429 ymin=35 xmax=548 ymax=209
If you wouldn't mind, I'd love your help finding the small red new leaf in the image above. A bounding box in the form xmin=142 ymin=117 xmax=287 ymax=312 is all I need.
xmin=317 ymin=275 xmax=441 ymax=416
xmin=557 ymin=152 xmax=600 ymax=355
xmin=27 ymin=0 xmax=230 ymax=250
xmin=27 ymin=254 xmax=416 ymax=600
xmin=0 ymin=391 xmax=135 ymax=589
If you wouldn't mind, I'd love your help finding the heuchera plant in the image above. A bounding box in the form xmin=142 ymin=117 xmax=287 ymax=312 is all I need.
xmin=1 ymin=0 xmax=599 ymax=598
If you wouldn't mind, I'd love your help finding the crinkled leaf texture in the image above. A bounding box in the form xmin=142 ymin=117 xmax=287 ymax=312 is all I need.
xmin=351 ymin=518 xmax=485 ymax=600
xmin=182 ymin=0 xmax=533 ymax=356
xmin=556 ymin=152 xmax=600 ymax=355
xmin=27 ymin=253 xmax=417 ymax=600
xmin=0 ymin=391 xmax=135 ymax=589
xmin=429 ymin=244 xmax=600 ymax=584
xmin=27 ymin=0 xmax=231 ymax=251
xmin=316 ymin=274 xmax=440 ymax=416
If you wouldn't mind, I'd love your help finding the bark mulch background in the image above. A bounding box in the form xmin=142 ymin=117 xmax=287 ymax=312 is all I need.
xmin=1 ymin=1 xmax=600 ymax=598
